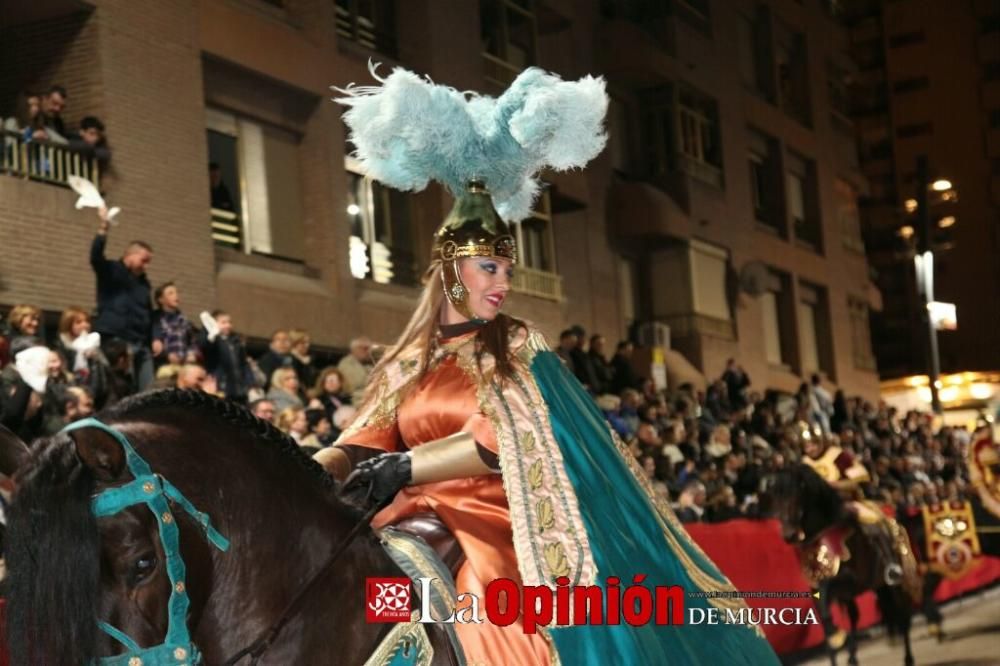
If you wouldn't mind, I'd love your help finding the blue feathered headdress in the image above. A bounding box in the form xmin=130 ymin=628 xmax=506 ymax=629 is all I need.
xmin=334 ymin=63 xmax=608 ymax=222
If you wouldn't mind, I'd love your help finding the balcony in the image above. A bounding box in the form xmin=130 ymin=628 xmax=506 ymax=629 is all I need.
xmin=595 ymin=18 xmax=674 ymax=88
xmin=1 ymin=130 xmax=99 ymax=188
xmin=607 ymin=178 xmax=693 ymax=241
xmin=211 ymin=207 xmax=241 ymax=249
xmin=512 ymin=266 xmax=562 ymax=301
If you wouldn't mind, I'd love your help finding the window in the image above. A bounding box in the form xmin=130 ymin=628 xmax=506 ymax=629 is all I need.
xmin=892 ymin=76 xmax=930 ymax=94
xmin=835 ymin=179 xmax=864 ymax=252
xmin=480 ymin=0 xmax=536 ymax=87
xmin=511 ymin=189 xmax=562 ymax=300
xmin=516 ymin=189 xmax=555 ymax=272
xmin=737 ymin=6 xmax=776 ymax=102
xmin=761 ymin=269 xmax=794 ymax=368
xmin=737 ymin=8 xmax=775 ymax=100
xmin=747 ymin=127 xmax=783 ymax=234
xmin=786 ymin=151 xmax=821 ymax=251
xmin=608 ymin=97 xmax=631 ymax=173
xmin=981 ymin=15 xmax=1000 ymax=35
xmin=638 ymin=85 xmax=675 ymax=182
xmin=335 ymin=0 xmax=397 ymax=57
xmin=206 ymin=109 xmax=305 ymax=260
xmin=774 ymin=21 xmax=811 ymax=126
xmin=826 ymin=59 xmax=852 ymax=121
xmin=689 ymin=239 xmax=730 ymax=322
xmin=896 ymin=122 xmax=933 ymax=139
xmin=346 ymin=157 xmax=417 ymax=286
xmin=798 ymin=281 xmax=833 ymax=377
xmin=848 ymin=297 xmax=876 ymax=370
xmin=677 ymin=85 xmax=723 ymax=187
xmin=888 ymin=31 xmax=925 ymax=48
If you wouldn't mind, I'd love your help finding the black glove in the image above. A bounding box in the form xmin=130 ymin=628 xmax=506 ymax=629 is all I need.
xmin=340 ymin=452 xmax=413 ymax=513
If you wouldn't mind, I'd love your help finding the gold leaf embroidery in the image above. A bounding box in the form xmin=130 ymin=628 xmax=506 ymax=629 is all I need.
xmin=520 ymin=431 xmax=536 ymax=454
xmin=536 ymin=497 xmax=555 ymax=532
xmin=543 ymin=542 xmax=571 ymax=578
xmin=528 ymin=459 xmax=544 ymax=490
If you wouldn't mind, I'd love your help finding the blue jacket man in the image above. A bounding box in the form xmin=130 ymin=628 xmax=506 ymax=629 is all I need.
xmin=90 ymin=210 xmax=154 ymax=389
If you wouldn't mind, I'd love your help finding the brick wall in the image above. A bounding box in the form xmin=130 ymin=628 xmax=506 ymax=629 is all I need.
xmin=0 ymin=10 xmax=103 ymax=130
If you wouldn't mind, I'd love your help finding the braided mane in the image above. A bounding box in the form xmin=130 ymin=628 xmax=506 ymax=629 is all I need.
xmin=103 ymin=389 xmax=337 ymax=492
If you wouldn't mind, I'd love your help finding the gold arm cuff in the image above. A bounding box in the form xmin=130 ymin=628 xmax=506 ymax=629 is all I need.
xmin=410 ymin=432 xmax=495 ymax=485
xmin=313 ymin=446 xmax=353 ymax=482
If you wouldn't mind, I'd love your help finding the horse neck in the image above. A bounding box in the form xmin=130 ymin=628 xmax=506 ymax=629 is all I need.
xmin=803 ymin=477 xmax=847 ymax=539
xmin=150 ymin=420 xmax=397 ymax=660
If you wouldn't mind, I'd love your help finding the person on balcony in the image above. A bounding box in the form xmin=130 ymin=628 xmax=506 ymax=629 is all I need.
xmin=31 ymin=85 xmax=69 ymax=145
xmin=91 ymin=207 xmax=154 ymax=391
xmin=209 ymin=161 xmax=235 ymax=211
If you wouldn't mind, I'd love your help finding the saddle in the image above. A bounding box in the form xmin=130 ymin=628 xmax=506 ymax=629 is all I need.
xmin=391 ymin=512 xmax=467 ymax=579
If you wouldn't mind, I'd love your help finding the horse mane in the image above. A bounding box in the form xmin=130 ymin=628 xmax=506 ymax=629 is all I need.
xmin=104 ymin=389 xmax=338 ymax=493
xmin=768 ymin=463 xmax=845 ymax=539
xmin=6 ymin=431 xmax=100 ymax=664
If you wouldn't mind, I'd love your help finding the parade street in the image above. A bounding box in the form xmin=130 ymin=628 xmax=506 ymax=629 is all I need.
xmin=799 ymin=587 xmax=1000 ymax=666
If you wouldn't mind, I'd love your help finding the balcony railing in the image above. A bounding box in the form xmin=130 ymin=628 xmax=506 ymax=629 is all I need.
xmin=482 ymin=52 xmax=521 ymax=89
xmin=1 ymin=129 xmax=99 ymax=187
xmin=512 ymin=266 xmax=563 ymax=301
xmin=211 ymin=207 xmax=242 ymax=249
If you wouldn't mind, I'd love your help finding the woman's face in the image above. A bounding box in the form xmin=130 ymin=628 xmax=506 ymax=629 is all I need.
xmin=290 ymin=410 xmax=307 ymax=435
xmin=18 ymin=312 xmax=40 ymax=335
xmin=456 ymin=257 xmax=513 ymax=321
xmin=323 ymin=372 xmax=342 ymax=394
xmin=282 ymin=372 xmax=300 ymax=393
xmin=47 ymin=351 xmax=64 ymax=376
xmin=294 ymin=336 xmax=311 ymax=355
xmin=71 ymin=315 xmax=91 ymax=337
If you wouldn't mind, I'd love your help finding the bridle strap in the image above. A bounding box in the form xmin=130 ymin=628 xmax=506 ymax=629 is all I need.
xmin=63 ymin=417 xmax=229 ymax=665
xmin=221 ymin=501 xmax=382 ymax=666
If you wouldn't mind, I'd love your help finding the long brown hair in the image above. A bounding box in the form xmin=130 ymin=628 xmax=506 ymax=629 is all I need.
xmin=363 ymin=263 xmax=525 ymax=405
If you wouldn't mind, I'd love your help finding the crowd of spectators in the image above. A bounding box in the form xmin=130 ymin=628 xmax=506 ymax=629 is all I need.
xmin=556 ymin=326 xmax=983 ymax=526
xmin=0 ymin=211 xmax=985 ymax=526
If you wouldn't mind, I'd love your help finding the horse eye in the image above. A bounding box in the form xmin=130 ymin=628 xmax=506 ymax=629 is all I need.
xmin=131 ymin=554 xmax=157 ymax=582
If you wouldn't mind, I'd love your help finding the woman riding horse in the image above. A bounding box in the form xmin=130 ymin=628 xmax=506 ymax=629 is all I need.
xmin=313 ymin=65 xmax=779 ymax=665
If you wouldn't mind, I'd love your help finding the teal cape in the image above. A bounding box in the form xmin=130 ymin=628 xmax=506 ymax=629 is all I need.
xmin=531 ymin=351 xmax=780 ymax=665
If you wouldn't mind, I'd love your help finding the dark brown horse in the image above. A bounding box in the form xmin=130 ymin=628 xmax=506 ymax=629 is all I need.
xmin=761 ymin=464 xmax=916 ymax=666
xmin=2 ymin=390 xmax=458 ymax=665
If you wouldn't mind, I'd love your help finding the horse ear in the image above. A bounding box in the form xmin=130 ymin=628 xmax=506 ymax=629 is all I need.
xmin=73 ymin=429 xmax=127 ymax=481
xmin=0 ymin=424 xmax=31 ymax=478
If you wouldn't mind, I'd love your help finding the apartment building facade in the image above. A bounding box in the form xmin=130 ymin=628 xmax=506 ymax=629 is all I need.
xmin=846 ymin=0 xmax=1000 ymax=379
xmin=0 ymin=0 xmax=880 ymax=398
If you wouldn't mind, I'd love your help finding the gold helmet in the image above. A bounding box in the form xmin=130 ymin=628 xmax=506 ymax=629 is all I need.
xmin=431 ymin=180 xmax=517 ymax=321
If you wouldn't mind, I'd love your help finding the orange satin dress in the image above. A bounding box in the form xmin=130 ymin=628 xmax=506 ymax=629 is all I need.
xmin=344 ymin=335 xmax=551 ymax=666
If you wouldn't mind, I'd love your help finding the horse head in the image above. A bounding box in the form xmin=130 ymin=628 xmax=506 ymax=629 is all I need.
xmin=759 ymin=464 xmax=843 ymax=545
xmin=4 ymin=390 xmax=359 ymax=665
xmin=4 ymin=421 xmax=202 ymax=662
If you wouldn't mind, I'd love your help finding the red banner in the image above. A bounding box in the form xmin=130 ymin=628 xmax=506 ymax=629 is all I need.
xmin=685 ymin=518 xmax=1000 ymax=654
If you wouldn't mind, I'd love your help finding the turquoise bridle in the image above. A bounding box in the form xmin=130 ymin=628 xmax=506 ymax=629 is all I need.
xmin=63 ymin=418 xmax=230 ymax=666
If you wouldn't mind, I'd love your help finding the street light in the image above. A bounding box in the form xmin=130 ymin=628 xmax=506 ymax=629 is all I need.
xmin=914 ymin=155 xmax=958 ymax=415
